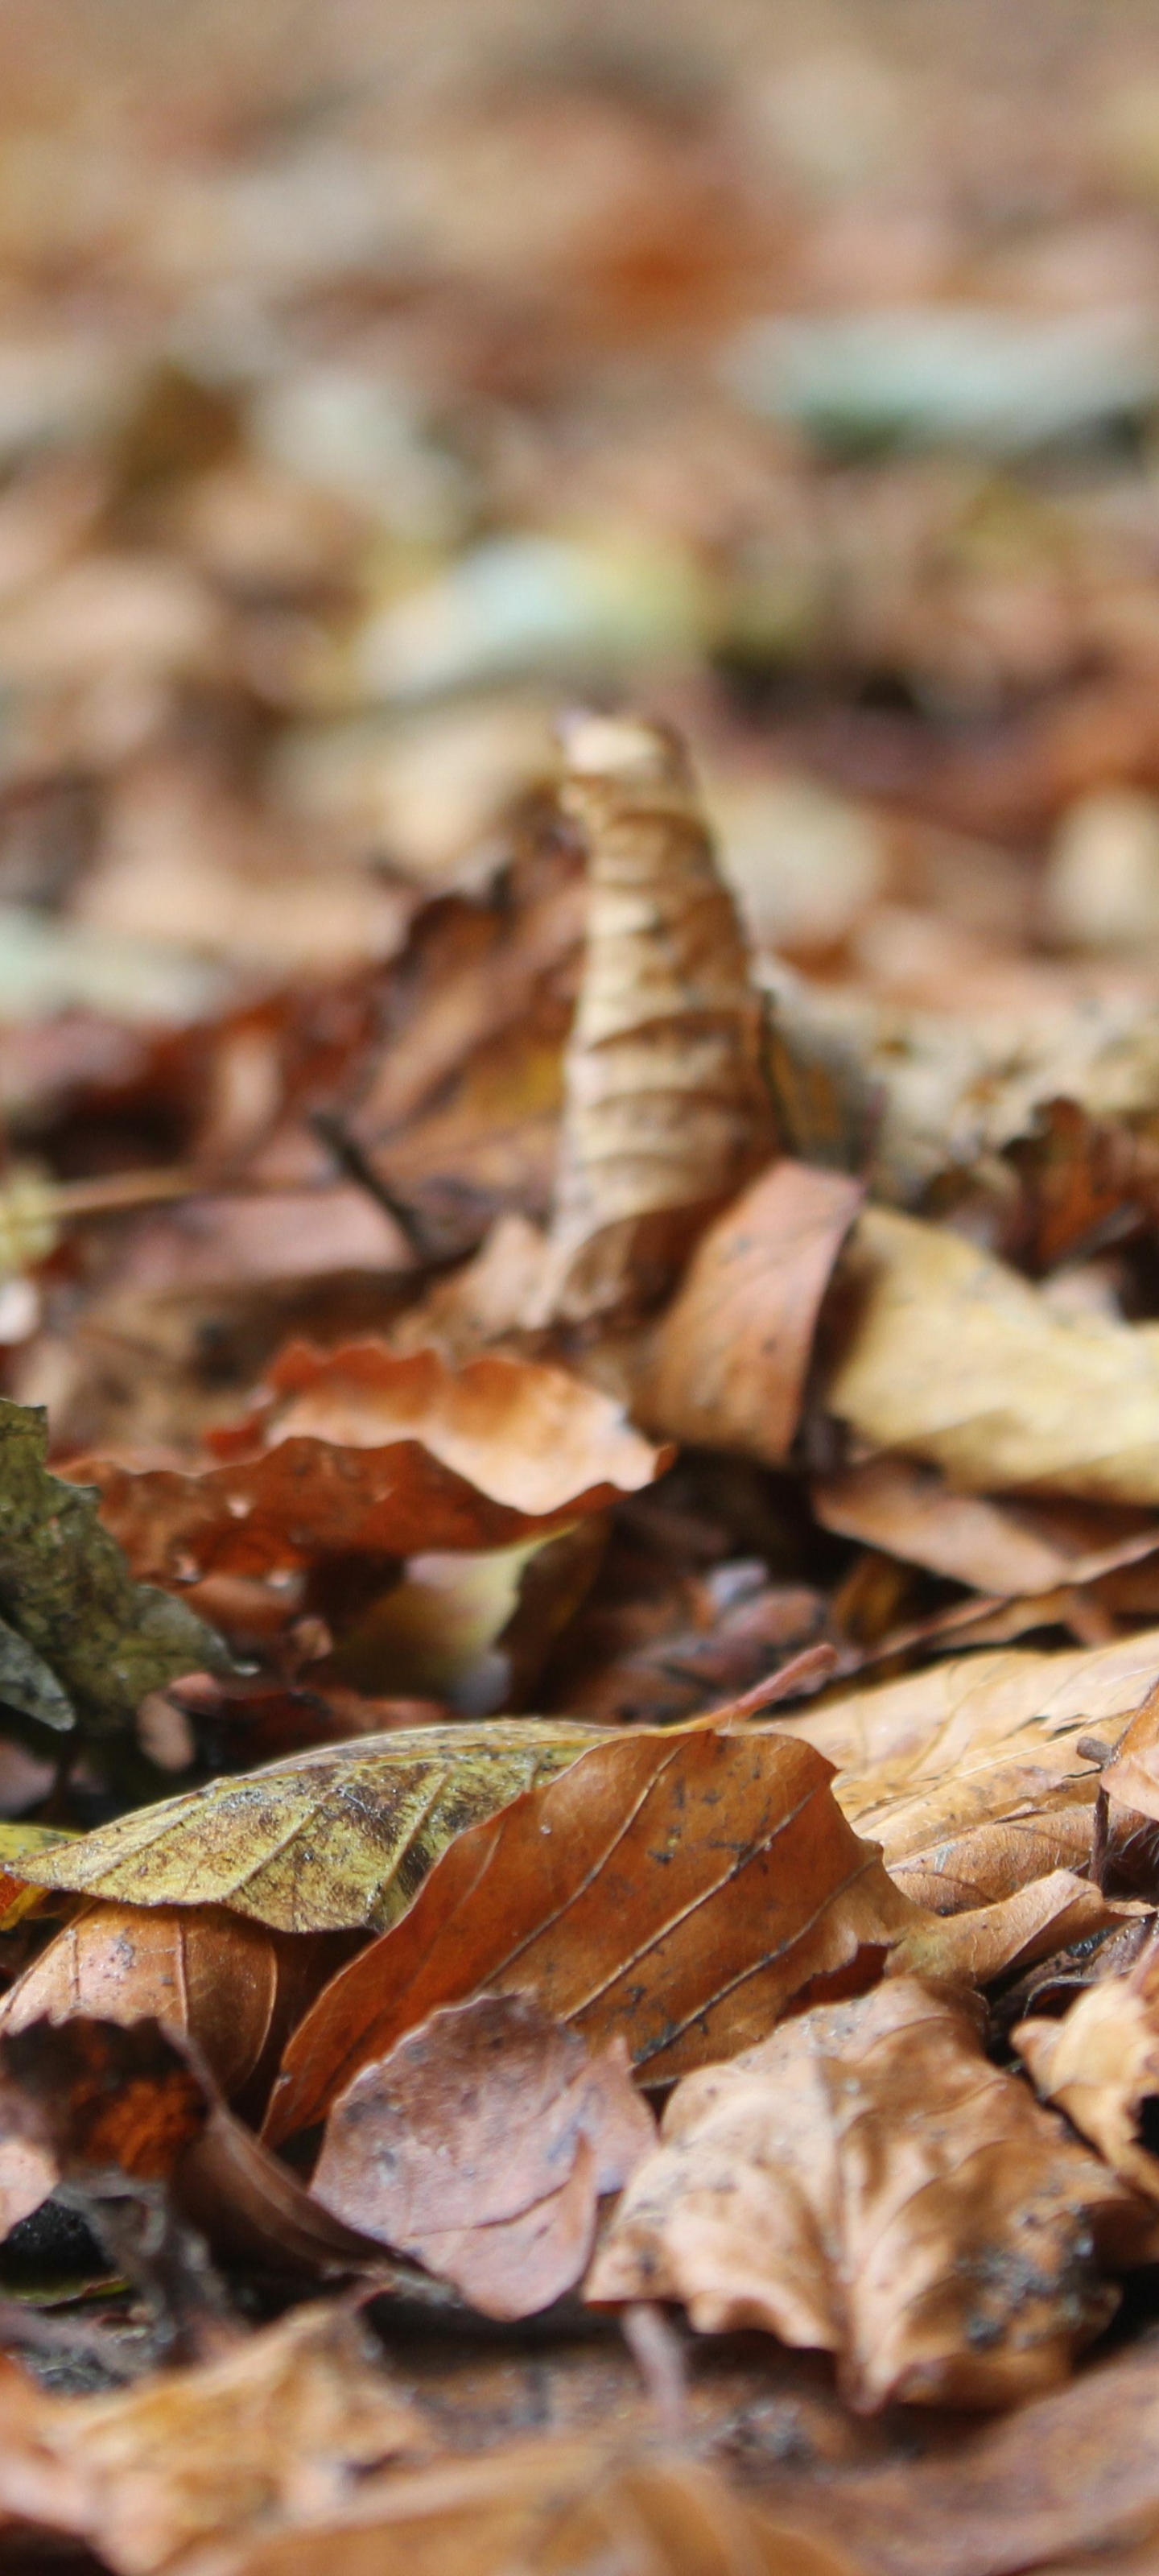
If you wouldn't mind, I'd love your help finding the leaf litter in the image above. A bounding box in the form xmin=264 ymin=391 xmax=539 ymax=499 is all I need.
xmin=8 ymin=6 xmax=1159 ymax=2569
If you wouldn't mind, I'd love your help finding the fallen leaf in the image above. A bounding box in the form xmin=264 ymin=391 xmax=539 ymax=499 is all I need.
xmin=775 ymin=1626 xmax=1159 ymax=1910
xmin=893 ymin=1869 xmax=1141 ymax=1989
xmin=813 ymin=1456 xmax=1159 ymax=1601
xmin=14 ymin=1719 xmax=606 ymax=1930
xmin=266 ymin=1724 xmax=915 ymax=2143
xmin=0 ymin=1901 xmax=355 ymax=2116
xmin=75 ymin=1344 xmax=667 ymax=1586
xmin=311 ymin=1992 xmax=655 ymax=2318
xmin=637 ymin=1160 xmax=864 ymax=1465
xmin=537 ymin=714 xmax=776 ymax=1323
xmin=0 ymin=1821 xmax=73 ymax=1930
xmin=1098 ymin=1677 xmax=1159 ymax=1820
xmin=586 ymin=1977 xmax=1157 ymax=2411
xmin=1002 ymin=1095 xmax=1159 ymax=1274
xmin=0 ymin=1397 xmax=231 ymax=1735
xmin=826 ymin=1206 xmax=1159 ymax=1506
xmin=1015 ymin=1938 xmax=1159 ymax=2202
xmin=0 ymin=2300 xmax=426 ymax=2574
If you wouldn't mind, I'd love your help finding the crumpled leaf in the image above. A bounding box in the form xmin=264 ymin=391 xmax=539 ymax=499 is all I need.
xmin=266 ymin=1724 xmax=916 ymax=2143
xmin=535 ymin=714 xmax=776 ymax=1323
xmin=587 ymin=1977 xmax=1158 ymax=2412
xmin=826 ymin=1206 xmax=1159 ymax=1505
xmin=637 ymin=1160 xmax=864 ymax=1464
xmin=0 ymin=2300 xmax=426 ymax=2575
xmin=0 ymin=1397 xmax=231 ymax=1733
xmin=777 ymin=1628 xmax=1159 ymax=1912
xmin=311 ymin=1992 xmax=655 ymax=2319
xmin=74 ymin=1342 xmax=667 ymax=1586
xmin=1015 ymin=1938 xmax=1159 ymax=2202
xmin=14 ymin=1719 xmax=607 ymax=1932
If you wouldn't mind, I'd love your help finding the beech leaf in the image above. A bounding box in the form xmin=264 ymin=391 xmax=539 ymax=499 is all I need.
xmin=587 ymin=1976 xmax=1159 ymax=2411
xmin=1015 ymin=1939 xmax=1159 ymax=2202
xmin=266 ymin=1724 xmax=916 ymax=2142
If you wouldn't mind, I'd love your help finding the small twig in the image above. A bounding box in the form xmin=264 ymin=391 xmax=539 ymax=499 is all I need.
xmin=687 ymin=1641 xmax=839 ymax=1732
xmin=309 ymin=1107 xmax=437 ymax=1261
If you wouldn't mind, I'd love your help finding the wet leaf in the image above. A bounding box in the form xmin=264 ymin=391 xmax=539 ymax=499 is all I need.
xmin=267 ymin=1724 xmax=916 ymax=2142
xmin=536 ymin=714 xmax=776 ymax=1323
xmin=76 ymin=1343 xmax=667 ymax=1586
xmin=587 ymin=1977 xmax=1158 ymax=2411
xmin=15 ymin=1719 xmax=607 ymax=1931
xmin=311 ymin=1992 xmax=655 ymax=2319
xmin=0 ymin=1397 xmax=232 ymax=1733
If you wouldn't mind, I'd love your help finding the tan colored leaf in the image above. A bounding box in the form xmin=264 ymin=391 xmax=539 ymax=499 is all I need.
xmin=266 ymin=1725 xmax=916 ymax=2144
xmin=0 ymin=1901 xmax=353 ymax=2112
xmin=14 ymin=1719 xmax=605 ymax=1932
xmin=311 ymin=1992 xmax=655 ymax=2318
xmin=893 ymin=1869 xmax=1140 ymax=1989
xmin=586 ymin=1977 xmax=1157 ymax=2412
xmin=73 ymin=1341 xmax=666 ymax=1584
xmin=1099 ymin=1677 xmax=1159 ymax=1820
xmin=537 ymin=714 xmax=775 ymax=1323
xmin=0 ymin=2302 xmax=426 ymax=2575
xmin=637 ymin=1160 xmax=864 ymax=1465
xmin=1015 ymin=1940 xmax=1159 ymax=2202
xmin=814 ymin=1455 xmax=1159 ymax=1600
xmin=826 ymin=1205 xmax=1159 ymax=1506
xmin=776 ymin=1627 xmax=1159 ymax=1911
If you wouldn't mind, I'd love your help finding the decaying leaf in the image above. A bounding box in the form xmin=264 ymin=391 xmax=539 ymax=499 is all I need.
xmin=637 ymin=1159 xmax=864 ymax=1464
xmin=0 ymin=2300 xmax=427 ymax=2574
xmin=0 ymin=1397 xmax=230 ymax=1733
xmin=536 ymin=714 xmax=776 ymax=1323
xmin=1015 ymin=1938 xmax=1159 ymax=2202
xmin=826 ymin=1207 xmax=1159 ymax=1505
xmin=587 ymin=1977 xmax=1157 ymax=2411
xmin=776 ymin=1626 xmax=1159 ymax=1909
xmin=14 ymin=1719 xmax=606 ymax=1932
xmin=75 ymin=1343 xmax=667 ymax=1586
xmin=311 ymin=1992 xmax=655 ymax=2318
xmin=267 ymin=1724 xmax=916 ymax=2142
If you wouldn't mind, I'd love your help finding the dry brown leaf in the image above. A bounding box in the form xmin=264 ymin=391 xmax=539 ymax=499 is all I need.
xmin=0 ymin=1901 xmax=353 ymax=2116
xmin=637 ymin=1159 xmax=864 ymax=1464
xmin=826 ymin=1206 xmax=1159 ymax=1505
xmin=266 ymin=1724 xmax=915 ymax=2144
xmin=15 ymin=1719 xmax=606 ymax=1932
xmin=1099 ymin=1678 xmax=1159 ymax=1821
xmin=893 ymin=1869 xmax=1141 ymax=1989
xmin=0 ymin=2301 xmax=426 ymax=2574
xmin=311 ymin=1992 xmax=655 ymax=2318
xmin=775 ymin=1627 xmax=1159 ymax=1910
xmin=814 ymin=1456 xmax=1159 ymax=1600
xmin=73 ymin=1342 xmax=667 ymax=1585
xmin=537 ymin=714 xmax=775 ymax=1323
xmin=587 ymin=1976 xmax=1157 ymax=2412
xmin=1015 ymin=1939 xmax=1159 ymax=2201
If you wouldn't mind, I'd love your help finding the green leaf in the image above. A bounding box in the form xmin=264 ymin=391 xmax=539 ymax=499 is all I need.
xmin=0 ymin=1399 xmax=233 ymax=1736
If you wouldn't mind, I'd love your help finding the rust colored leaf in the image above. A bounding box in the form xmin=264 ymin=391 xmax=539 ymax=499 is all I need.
xmin=311 ymin=1992 xmax=655 ymax=2318
xmin=638 ymin=1160 xmax=864 ymax=1466
xmin=1015 ymin=1938 xmax=1159 ymax=2202
xmin=826 ymin=1206 xmax=1159 ymax=1507
xmin=0 ymin=2301 xmax=426 ymax=2574
xmin=0 ymin=1901 xmax=353 ymax=2116
xmin=0 ymin=2017 xmax=209 ymax=2235
xmin=776 ymin=1627 xmax=1159 ymax=1911
xmin=267 ymin=1725 xmax=915 ymax=2144
xmin=15 ymin=1718 xmax=606 ymax=1932
xmin=72 ymin=1342 xmax=668 ymax=1587
xmin=537 ymin=714 xmax=776 ymax=1323
xmin=1003 ymin=1094 xmax=1159 ymax=1275
xmin=587 ymin=1977 xmax=1157 ymax=2412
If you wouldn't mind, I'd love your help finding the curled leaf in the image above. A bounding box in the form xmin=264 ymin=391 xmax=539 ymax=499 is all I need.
xmin=1015 ymin=1939 xmax=1159 ymax=2202
xmin=538 ymin=715 xmax=775 ymax=1323
xmin=267 ymin=1725 xmax=916 ymax=2142
xmin=587 ymin=1977 xmax=1157 ymax=2411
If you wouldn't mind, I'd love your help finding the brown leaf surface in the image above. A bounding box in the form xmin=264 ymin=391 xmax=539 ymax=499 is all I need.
xmin=311 ymin=1992 xmax=655 ymax=2318
xmin=267 ymin=1724 xmax=915 ymax=2143
xmin=775 ymin=1628 xmax=1159 ymax=1910
xmin=814 ymin=1456 xmax=1159 ymax=1601
xmin=0 ymin=2301 xmax=426 ymax=2574
xmin=826 ymin=1207 xmax=1159 ymax=1506
xmin=1015 ymin=1939 xmax=1159 ymax=2202
xmin=587 ymin=1977 xmax=1157 ymax=2412
xmin=637 ymin=1160 xmax=864 ymax=1466
xmin=71 ymin=1343 xmax=667 ymax=1585
xmin=1099 ymin=1678 xmax=1159 ymax=1821
xmin=536 ymin=715 xmax=776 ymax=1323
xmin=15 ymin=1719 xmax=607 ymax=1932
